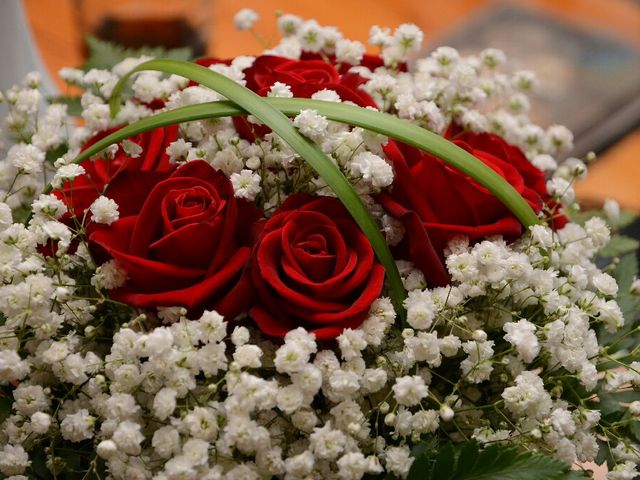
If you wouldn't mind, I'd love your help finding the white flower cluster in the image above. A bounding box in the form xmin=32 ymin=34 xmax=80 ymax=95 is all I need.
xmin=0 ymin=74 xmax=70 ymax=208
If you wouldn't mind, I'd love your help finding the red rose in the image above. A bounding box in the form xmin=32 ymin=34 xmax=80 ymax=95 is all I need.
xmin=89 ymin=160 xmax=261 ymax=318
xmin=196 ymin=54 xmax=377 ymax=141
xmin=198 ymin=54 xmax=377 ymax=107
xmin=250 ymin=194 xmax=385 ymax=340
xmin=57 ymin=125 xmax=178 ymax=218
xmin=240 ymin=55 xmax=377 ymax=108
xmin=378 ymin=128 xmax=564 ymax=286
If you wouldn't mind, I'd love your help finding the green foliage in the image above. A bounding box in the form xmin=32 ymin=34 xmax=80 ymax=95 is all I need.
xmin=406 ymin=441 xmax=588 ymax=480
xmin=83 ymin=36 xmax=192 ymax=71
xmin=48 ymin=95 xmax=82 ymax=116
xmin=598 ymin=251 xmax=640 ymax=357
xmin=600 ymin=235 xmax=640 ymax=258
xmin=569 ymin=208 xmax=636 ymax=230
xmin=48 ymin=37 xmax=194 ymax=116
xmin=0 ymin=391 xmax=11 ymax=425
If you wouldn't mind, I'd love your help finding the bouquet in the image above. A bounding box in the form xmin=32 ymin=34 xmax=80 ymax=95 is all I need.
xmin=0 ymin=9 xmax=638 ymax=479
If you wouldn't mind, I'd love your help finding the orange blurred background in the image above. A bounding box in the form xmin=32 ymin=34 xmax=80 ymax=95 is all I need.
xmin=22 ymin=0 xmax=640 ymax=212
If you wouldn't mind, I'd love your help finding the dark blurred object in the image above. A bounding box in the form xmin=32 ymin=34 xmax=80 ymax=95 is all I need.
xmin=73 ymin=0 xmax=212 ymax=57
xmin=427 ymin=4 xmax=640 ymax=157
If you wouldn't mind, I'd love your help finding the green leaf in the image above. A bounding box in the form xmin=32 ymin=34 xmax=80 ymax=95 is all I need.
xmin=431 ymin=442 xmax=456 ymax=480
xmin=83 ymin=36 xmax=192 ymax=71
xmin=600 ymin=235 xmax=640 ymax=257
xmin=48 ymin=95 xmax=82 ymax=116
xmin=568 ymin=208 xmax=637 ymax=230
xmin=630 ymin=419 xmax=640 ymax=442
xmin=613 ymin=252 xmax=640 ymax=292
xmin=455 ymin=441 xmax=480 ymax=477
xmin=408 ymin=441 xmax=581 ymax=480
xmin=595 ymin=438 xmax=615 ymax=469
xmin=599 ymin=252 xmax=639 ymax=352
xmin=597 ymin=391 xmax=639 ymax=415
xmin=616 ymin=210 xmax=638 ymax=229
xmin=0 ymin=391 xmax=11 ymax=424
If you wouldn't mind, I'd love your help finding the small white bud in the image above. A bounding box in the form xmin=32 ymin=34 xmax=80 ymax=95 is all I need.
xmin=97 ymin=440 xmax=118 ymax=459
xmin=439 ymin=405 xmax=454 ymax=422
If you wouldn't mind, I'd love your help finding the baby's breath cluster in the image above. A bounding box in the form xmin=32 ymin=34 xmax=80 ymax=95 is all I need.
xmin=0 ymin=9 xmax=638 ymax=480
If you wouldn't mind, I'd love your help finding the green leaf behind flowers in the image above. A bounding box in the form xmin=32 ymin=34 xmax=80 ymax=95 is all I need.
xmin=406 ymin=441 xmax=588 ymax=480
xmin=599 ymin=235 xmax=640 ymax=258
xmin=83 ymin=36 xmax=192 ymax=71
xmin=568 ymin=208 xmax=637 ymax=231
xmin=598 ymin=251 xmax=639 ymax=357
xmin=48 ymin=95 xmax=82 ymax=116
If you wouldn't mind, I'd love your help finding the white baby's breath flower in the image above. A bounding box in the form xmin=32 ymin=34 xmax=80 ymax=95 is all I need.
xmin=51 ymin=164 xmax=85 ymax=189
xmin=59 ymin=67 xmax=84 ymax=84
xmin=335 ymin=39 xmax=365 ymax=65
xmin=392 ymin=375 xmax=428 ymax=406
xmin=592 ymin=272 xmax=618 ymax=297
xmin=385 ymin=445 xmax=413 ymax=479
xmin=293 ymin=109 xmax=329 ymax=140
xmin=503 ymin=320 xmax=539 ymax=363
xmin=91 ymin=260 xmax=127 ymax=290
xmin=60 ymin=409 xmax=95 ymax=442
xmin=297 ymin=20 xmax=325 ymax=53
xmin=89 ymin=196 xmax=119 ymax=225
xmin=30 ymin=412 xmax=51 ymax=434
xmin=348 ymin=151 xmax=393 ymax=188
xmin=233 ymin=344 xmax=262 ymax=369
xmin=267 ymin=82 xmax=293 ymax=98
xmin=0 ymin=444 xmax=30 ymax=476
xmin=547 ymin=177 xmax=575 ymax=204
xmin=603 ymin=198 xmax=621 ymax=225
xmin=165 ymin=138 xmax=192 ymax=163
xmin=112 ymin=420 xmax=144 ymax=455
xmin=231 ymin=169 xmax=261 ymax=201
xmin=153 ymin=387 xmax=177 ymax=420
xmin=480 ymin=48 xmax=506 ymax=69
xmin=234 ymin=8 xmax=259 ymax=31
xmin=404 ymin=290 xmax=436 ymax=330
xmin=277 ymin=14 xmax=303 ymax=36
xmin=8 ymin=143 xmax=45 ymax=175
xmin=120 ymin=139 xmax=142 ymax=158
xmin=394 ymin=23 xmax=423 ymax=53
xmin=212 ymin=148 xmax=243 ymax=176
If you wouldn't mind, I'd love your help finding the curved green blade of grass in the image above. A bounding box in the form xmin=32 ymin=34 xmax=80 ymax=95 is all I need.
xmin=110 ymin=60 xmax=409 ymax=316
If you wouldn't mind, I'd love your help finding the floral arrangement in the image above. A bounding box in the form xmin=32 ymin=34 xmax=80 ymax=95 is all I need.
xmin=0 ymin=9 xmax=639 ymax=480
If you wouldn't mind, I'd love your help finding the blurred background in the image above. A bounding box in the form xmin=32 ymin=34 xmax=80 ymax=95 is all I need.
xmin=3 ymin=0 xmax=640 ymax=213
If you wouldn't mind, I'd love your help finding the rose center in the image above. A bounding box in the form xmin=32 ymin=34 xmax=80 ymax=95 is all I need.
xmin=161 ymin=185 xmax=222 ymax=232
xmin=296 ymin=233 xmax=329 ymax=255
xmin=174 ymin=188 xmax=212 ymax=216
xmin=292 ymin=233 xmax=336 ymax=282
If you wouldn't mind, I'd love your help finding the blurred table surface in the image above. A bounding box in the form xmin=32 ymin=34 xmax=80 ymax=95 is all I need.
xmin=23 ymin=0 xmax=640 ymax=212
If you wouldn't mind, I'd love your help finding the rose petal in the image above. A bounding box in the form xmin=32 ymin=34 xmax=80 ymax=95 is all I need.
xmin=148 ymin=218 xmax=223 ymax=268
xmin=90 ymin=217 xmax=207 ymax=292
xmin=112 ymin=247 xmax=250 ymax=311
